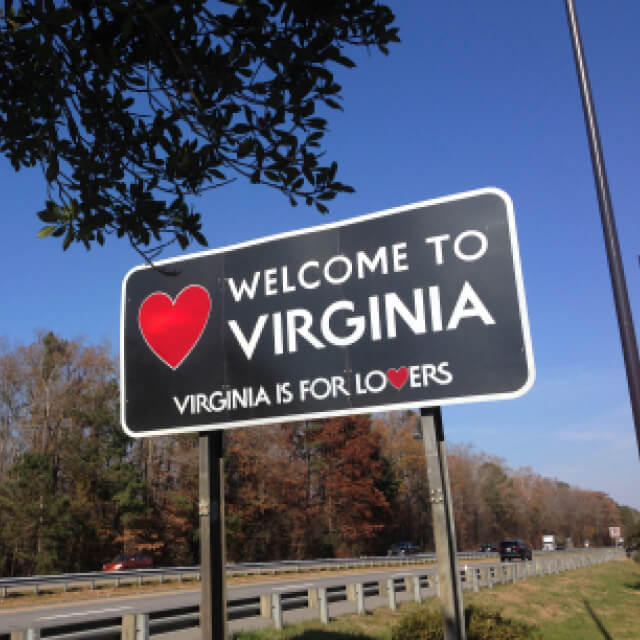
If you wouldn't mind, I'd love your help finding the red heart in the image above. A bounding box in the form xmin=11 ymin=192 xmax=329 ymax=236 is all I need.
xmin=138 ymin=285 xmax=211 ymax=369
xmin=386 ymin=367 xmax=409 ymax=390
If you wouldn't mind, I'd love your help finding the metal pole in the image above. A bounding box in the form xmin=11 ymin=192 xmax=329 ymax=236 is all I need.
xmin=199 ymin=431 xmax=227 ymax=640
xmin=564 ymin=0 xmax=640 ymax=457
xmin=420 ymin=407 xmax=466 ymax=640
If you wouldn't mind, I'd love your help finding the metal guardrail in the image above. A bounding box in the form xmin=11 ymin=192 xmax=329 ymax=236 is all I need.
xmin=0 ymin=548 xmax=610 ymax=598
xmin=2 ymin=549 xmax=625 ymax=639
xmin=0 ymin=551 xmax=506 ymax=597
xmin=0 ymin=567 xmax=199 ymax=598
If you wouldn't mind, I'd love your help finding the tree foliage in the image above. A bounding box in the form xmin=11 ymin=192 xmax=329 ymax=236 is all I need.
xmin=0 ymin=0 xmax=398 ymax=260
xmin=0 ymin=334 xmax=634 ymax=576
xmin=374 ymin=413 xmax=629 ymax=552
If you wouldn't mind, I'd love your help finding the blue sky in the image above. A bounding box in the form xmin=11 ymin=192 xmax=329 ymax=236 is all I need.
xmin=2 ymin=1 xmax=640 ymax=510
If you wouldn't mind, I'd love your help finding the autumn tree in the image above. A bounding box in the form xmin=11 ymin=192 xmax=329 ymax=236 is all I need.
xmin=374 ymin=411 xmax=431 ymax=549
xmin=0 ymin=452 xmax=72 ymax=575
xmin=0 ymin=332 xmax=146 ymax=574
xmin=308 ymin=415 xmax=391 ymax=556
xmin=224 ymin=416 xmax=393 ymax=561
xmin=224 ymin=424 xmax=307 ymax=561
xmin=619 ymin=504 xmax=640 ymax=548
xmin=0 ymin=337 xmax=23 ymax=476
xmin=0 ymin=0 xmax=398 ymax=260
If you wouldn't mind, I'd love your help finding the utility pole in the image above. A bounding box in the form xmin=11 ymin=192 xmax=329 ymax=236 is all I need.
xmin=565 ymin=0 xmax=640 ymax=457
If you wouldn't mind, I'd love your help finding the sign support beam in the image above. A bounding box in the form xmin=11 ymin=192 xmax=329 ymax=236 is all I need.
xmin=420 ymin=407 xmax=466 ymax=640
xmin=199 ymin=431 xmax=227 ymax=640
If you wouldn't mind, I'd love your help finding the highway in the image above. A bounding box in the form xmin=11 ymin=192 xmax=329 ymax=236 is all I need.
xmin=0 ymin=562 xmax=442 ymax=633
xmin=1 ymin=549 xmax=612 ymax=635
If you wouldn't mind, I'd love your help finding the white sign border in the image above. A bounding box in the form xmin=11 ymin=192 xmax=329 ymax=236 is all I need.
xmin=120 ymin=186 xmax=535 ymax=437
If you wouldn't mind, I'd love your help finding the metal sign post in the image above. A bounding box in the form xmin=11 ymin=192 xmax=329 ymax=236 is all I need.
xmin=199 ymin=431 xmax=227 ymax=640
xmin=420 ymin=407 xmax=465 ymax=640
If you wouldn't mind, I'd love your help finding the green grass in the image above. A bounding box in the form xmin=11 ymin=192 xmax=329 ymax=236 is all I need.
xmin=232 ymin=559 xmax=640 ymax=639
xmin=465 ymin=558 xmax=639 ymax=639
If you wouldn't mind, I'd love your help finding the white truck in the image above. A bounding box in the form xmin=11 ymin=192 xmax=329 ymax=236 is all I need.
xmin=542 ymin=534 xmax=556 ymax=551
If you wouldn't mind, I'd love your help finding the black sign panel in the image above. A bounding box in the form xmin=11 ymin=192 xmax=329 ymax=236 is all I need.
xmin=121 ymin=188 xmax=534 ymax=436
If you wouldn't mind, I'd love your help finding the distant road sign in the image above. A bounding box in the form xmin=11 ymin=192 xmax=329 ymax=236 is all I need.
xmin=121 ymin=187 xmax=534 ymax=436
xmin=609 ymin=526 xmax=621 ymax=539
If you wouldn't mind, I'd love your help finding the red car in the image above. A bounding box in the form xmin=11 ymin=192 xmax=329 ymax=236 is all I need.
xmin=102 ymin=553 xmax=153 ymax=571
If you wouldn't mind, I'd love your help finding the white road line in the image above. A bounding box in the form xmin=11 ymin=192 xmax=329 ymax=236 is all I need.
xmin=273 ymin=582 xmax=315 ymax=592
xmin=38 ymin=606 xmax=133 ymax=621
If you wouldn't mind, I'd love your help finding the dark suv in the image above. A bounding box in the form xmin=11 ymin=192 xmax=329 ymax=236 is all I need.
xmin=499 ymin=539 xmax=532 ymax=562
xmin=387 ymin=542 xmax=420 ymax=556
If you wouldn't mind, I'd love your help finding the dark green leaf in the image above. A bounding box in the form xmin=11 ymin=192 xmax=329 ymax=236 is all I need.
xmin=237 ymin=139 xmax=254 ymax=158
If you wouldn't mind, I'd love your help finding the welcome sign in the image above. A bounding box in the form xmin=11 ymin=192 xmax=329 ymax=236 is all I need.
xmin=120 ymin=188 xmax=534 ymax=437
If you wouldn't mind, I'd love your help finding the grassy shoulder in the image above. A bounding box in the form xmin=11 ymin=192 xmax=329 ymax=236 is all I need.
xmin=232 ymin=559 xmax=640 ymax=640
xmin=465 ymin=558 xmax=640 ymax=640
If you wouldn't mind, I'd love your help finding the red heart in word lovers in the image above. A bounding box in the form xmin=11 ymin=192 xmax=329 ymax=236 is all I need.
xmin=138 ymin=285 xmax=211 ymax=369
xmin=386 ymin=367 xmax=409 ymax=390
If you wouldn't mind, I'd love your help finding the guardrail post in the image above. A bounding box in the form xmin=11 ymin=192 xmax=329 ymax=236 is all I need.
xmin=512 ymin=564 xmax=517 ymax=584
xmin=346 ymin=583 xmax=357 ymax=602
xmin=434 ymin=572 xmax=441 ymax=596
xmin=472 ymin=568 xmax=479 ymax=592
xmin=319 ymin=587 xmax=329 ymax=624
xmin=271 ymin=592 xmax=283 ymax=630
xmin=1 ymin=586 xmax=7 ymax=598
xmin=387 ymin=578 xmax=397 ymax=611
xmin=486 ymin=566 xmax=493 ymax=589
xmin=122 ymin=613 xmax=149 ymax=640
xmin=10 ymin=630 xmax=40 ymax=640
xmin=260 ymin=594 xmax=271 ymax=618
xmin=136 ymin=614 xmax=149 ymax=640
xmin=356 ymin=582 xmax=366 ymax=614
xmin=413 ymin=575 xmax=422 ymax=603
xmin=377 ymin=579 xmax=388 ymax=597
xmin=308 ymin=587 xmax=319 ymax=610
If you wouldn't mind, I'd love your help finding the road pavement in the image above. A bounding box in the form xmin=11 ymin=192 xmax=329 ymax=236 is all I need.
xmin=0 ymin=563 xmax=442 ymax=633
